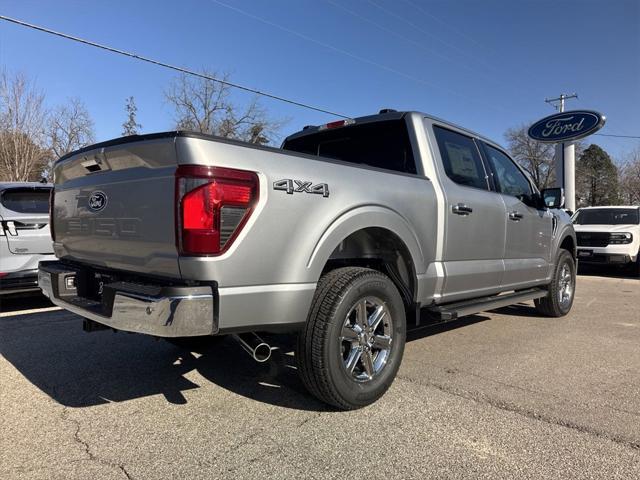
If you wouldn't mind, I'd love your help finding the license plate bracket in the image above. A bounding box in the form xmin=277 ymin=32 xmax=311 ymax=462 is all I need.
xmin=86 ymin=272 xmax=115 ymax=301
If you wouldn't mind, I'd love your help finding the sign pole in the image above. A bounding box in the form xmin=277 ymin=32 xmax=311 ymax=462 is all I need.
xmin=544 ymin=93 xmax=578 ymax=211
xmin=563 ymin=142 xmax=576 ymax=212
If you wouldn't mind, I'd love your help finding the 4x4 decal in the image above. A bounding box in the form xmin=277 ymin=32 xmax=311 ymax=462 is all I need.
xmin=273 ymin=179 xmax=330 ymax=198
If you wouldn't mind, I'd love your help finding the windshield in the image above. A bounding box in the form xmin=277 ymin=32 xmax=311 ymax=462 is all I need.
xmin=573 ymin=208 xmax=639 ymax=225
xmin=0 ymin=188 xmax=51 ymax=214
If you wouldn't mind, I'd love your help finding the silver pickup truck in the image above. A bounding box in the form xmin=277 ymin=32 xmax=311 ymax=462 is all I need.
xmin=39 ymin=110 xmax=577 ymax=409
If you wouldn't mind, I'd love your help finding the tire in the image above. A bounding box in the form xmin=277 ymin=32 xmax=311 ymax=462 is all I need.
xmin=630 ymin=251 xmax=640 ymax=278
xmin=164 ymin=335 xmax=224 ymax=350
xmin=535 ymin=249 xmax=576 ymax=317
xmin=297 ymin=267 xmax=406 ymax=410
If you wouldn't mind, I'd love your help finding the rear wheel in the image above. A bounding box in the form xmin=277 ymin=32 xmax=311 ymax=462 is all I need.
xmin=535 ymin=249 xmax=576 ymax=317
xmin=297 ymin=267 xmax=406 ymax=410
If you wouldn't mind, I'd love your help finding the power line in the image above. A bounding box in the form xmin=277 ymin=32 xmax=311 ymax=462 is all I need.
xmin=400 ymin=0 xmax=487 ymax=51
xmin=0 ymin=14 xmax=350 ymax=119
xmin=594 ymin=133 xmax=640 ymax=139
xmin=366 ymin=0 xmax=497 ymax=74
xmin=324 ymin=0 xmax=526 ymax=102
xmin=209 ymin=0 xmax=508 ymax=113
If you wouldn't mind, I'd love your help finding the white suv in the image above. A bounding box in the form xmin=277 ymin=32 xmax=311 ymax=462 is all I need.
xmin=573 ymin=206 xmax=640 ymax=276
xmin=0 ymin=182 xmax=56 ymax=295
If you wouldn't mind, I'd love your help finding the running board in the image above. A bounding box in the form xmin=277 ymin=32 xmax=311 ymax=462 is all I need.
xmin=427 ymin=288 xmax=547 ymax=321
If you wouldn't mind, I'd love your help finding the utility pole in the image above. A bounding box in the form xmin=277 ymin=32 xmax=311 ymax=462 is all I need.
xmin=545 ymin=93 xmax=578 ymax=212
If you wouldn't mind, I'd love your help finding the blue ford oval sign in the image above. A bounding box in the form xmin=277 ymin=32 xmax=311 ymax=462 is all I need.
xmin=528 ymin=110 xmax=606 ymax=143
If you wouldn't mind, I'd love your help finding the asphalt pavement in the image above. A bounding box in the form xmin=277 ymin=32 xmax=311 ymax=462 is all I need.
xmin=1 ymin=272 xmax=638 ymax=479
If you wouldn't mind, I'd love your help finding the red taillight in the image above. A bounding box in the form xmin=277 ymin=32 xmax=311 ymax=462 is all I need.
xmin=175 ymin=165 xmax=258 ymax=255
xmin=49 ymin=188 xmax=55 ymax=241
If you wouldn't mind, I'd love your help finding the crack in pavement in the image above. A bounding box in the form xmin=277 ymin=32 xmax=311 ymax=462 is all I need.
xmin=396 ymin=374 xmax=640 ymax=452
xmin=60 ymin=407 xmax=134 ymax=479
xmin=221 ymin=412 xmax=324 ymax=475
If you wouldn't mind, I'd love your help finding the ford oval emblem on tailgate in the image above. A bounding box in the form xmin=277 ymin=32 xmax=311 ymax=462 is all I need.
xmin=88 ymin=191 xmax=108 ymax=212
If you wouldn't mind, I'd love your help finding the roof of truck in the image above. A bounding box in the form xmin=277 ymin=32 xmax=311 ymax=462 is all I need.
xmin=282 ymin=110 xmax=502 ymax=149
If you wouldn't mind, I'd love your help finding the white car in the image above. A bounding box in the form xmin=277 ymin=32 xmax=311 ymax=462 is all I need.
xmin=573 ymin=206 xmax=640 ymax=276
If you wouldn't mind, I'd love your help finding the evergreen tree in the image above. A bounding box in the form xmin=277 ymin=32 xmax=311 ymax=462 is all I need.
xmin=576 ymin=144 xmax=619 ymax=206
xmin=121 ymin=96 xmax=142 ymax=136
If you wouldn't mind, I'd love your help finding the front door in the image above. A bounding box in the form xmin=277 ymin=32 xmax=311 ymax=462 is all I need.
xmin=431 ymin=125 xmax=507 ymax=302
xmin=480 ymin=143 xmax=552 ymax=287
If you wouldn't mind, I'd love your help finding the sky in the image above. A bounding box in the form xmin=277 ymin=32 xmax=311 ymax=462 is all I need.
xmin=1 ymin=0 xmax=639 ymax=161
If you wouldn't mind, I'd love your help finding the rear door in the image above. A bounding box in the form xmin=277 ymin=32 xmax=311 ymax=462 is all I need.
xmin=431 ymin=125 xmax=507 ymax=302
xmin=0 ymin=186 xmax=53 ymax=255
xmin=479 ymin=142 xmax=552 ymax=286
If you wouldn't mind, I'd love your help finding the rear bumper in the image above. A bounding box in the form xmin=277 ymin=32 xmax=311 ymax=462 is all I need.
xmin=38 ymin=261 xmax=216 ymax=337
xmin=0 ymin=269 xmax=40 ymax=295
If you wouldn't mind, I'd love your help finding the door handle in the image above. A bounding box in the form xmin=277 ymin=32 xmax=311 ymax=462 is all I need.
xmin=509 ymin=211 xmax=523 ymax=221
xmin=452 ymin=203 xmax=473 ymax=215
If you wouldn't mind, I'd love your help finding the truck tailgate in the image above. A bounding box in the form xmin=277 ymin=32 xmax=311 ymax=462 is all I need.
xmin=53 ymin=137 xmax=180 ymax=278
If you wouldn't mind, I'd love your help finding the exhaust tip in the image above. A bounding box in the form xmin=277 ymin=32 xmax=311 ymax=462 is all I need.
xmin=253 ymin=343 xmax=272 ymax=362
xmin=232 ymin=333 xmax=272 ymax=363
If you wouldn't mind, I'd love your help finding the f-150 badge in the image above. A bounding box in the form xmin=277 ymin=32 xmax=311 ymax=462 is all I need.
xmin=273 ymin=179 xmax=329 ymax=198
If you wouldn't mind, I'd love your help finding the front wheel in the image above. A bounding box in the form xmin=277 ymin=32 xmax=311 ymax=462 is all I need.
xmin=535 ymin=249 xmax=576 ymax=317
xmin=630 ymin=251 xmax=640 ymax=278
xmin=297 ymin=267 xmax=406 ymax=410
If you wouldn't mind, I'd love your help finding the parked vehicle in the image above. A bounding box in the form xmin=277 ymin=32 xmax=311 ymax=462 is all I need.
xmin=39 ymin=110 xmax=577 ymax=409
xmin=0 ymin=182 xmax=55 ymax=295
xmin=573 ymin=206 xmax=640 ymax=276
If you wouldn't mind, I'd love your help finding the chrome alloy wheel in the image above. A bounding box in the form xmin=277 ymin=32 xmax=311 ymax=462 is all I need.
xmin=340 ymin=296 xmax=393 ymax=382
xmin=558 ymin=262 xmax=573 ymax=308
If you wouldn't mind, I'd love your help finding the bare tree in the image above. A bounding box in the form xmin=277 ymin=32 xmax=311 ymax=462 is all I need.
xmin=504 ymin=125 xmax=556 ymax=190
xmin=47 ymin=98 xmax=95 ymax=160
xmin=164 ymin=70 xmax=284 ymax=145
xmin=44 ymin=98 xmax=95 ymax=180
xmin=619 ymin=147 xmax=640 ymax=205
xmin=122 ymin=96 xmax=142 ymax=136
xmin=0 ymin=70 xmax=48 ymax=181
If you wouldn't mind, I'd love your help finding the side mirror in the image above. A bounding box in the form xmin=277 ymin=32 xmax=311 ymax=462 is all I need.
xmin=540 ymin=187 xmax=565 ymax=209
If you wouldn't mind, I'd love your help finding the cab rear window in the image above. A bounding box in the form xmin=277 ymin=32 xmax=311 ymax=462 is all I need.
xmin=282 ymin=120 xmax=417 ymax=174
xmin=0 ymin=188 xmax=51 ymax=214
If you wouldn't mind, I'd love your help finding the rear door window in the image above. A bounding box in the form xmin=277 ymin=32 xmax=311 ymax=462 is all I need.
xmin=282 ymin=120 xmax=417 ymax=174
xmin=433 ymin=126 xmax=489 ymax=190
xmin=0 ymin=188 xmax=51 ymax=214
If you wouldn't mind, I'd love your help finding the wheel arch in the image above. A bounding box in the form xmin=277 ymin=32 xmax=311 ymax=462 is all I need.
xmin=559 ymin=233 xmax=577 ymax=259
xmin=307 ymin=206 xmax=425 ymax=306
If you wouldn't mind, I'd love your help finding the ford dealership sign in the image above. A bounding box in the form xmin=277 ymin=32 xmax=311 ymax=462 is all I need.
xmin=528 ymin=110 xmax=606 ymax=143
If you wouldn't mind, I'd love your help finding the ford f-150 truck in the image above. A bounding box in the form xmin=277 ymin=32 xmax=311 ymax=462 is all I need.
xmin=39 ymin=110 xmax=577 ymax=409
